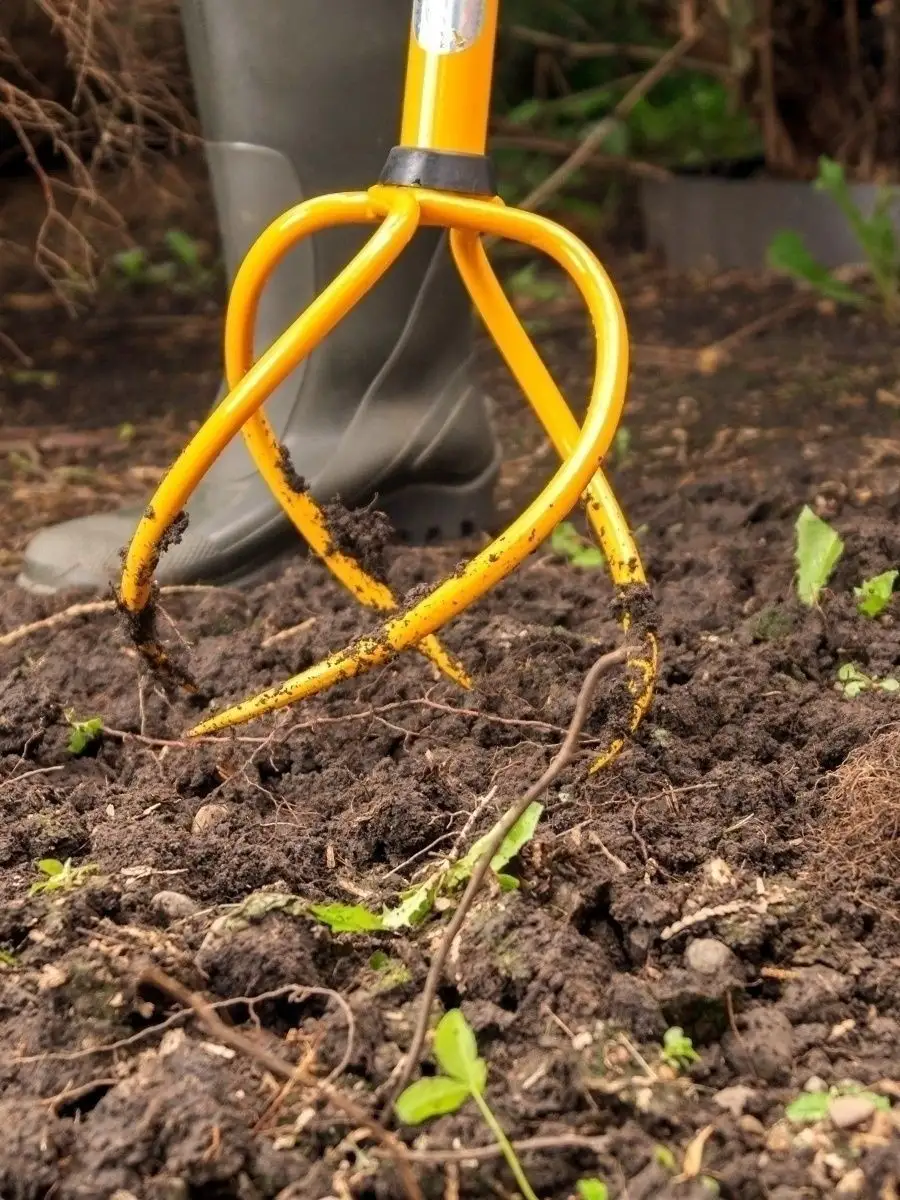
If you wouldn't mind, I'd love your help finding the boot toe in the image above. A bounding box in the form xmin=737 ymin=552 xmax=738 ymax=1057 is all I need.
xmin=17 ymin=510 xmax=144 ymax=595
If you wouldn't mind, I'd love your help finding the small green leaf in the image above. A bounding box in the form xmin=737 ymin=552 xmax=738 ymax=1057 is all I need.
xmin=67 ymin=716 xmax=103 ymax=755
xmin=394 ymin=1075 xmax=472 ymax=1125
xmin=433 ymin=1009 xmax=487 ymax=1091
xmin=879 ymin=676 xmax=900 ymax=692
xmin=36 ymin=859 xmax=64 ymax=878
xmin=113 ymin=247 xmax=148 ymax=279
xmin=577 ymin=1181 xmax=609 ymax=1200
xmin=446 ymin=802 xmax=543 ymax=891
xmin=0 ymin=949 xmax=15 ymax=967
xmin=382 ymin=877 xmax=440 ymax=929
xmin=496 ymin=873 xmax=520 ymax=892
xmin=767 ymin=231 xmax=867 ymax=307
xmin=795 ymin=506 xmax=844 ymax=606
xmin=308 ymin=902 xmax=384 ymax=933
xmin=661 ymin=1026 xmax=699 ymax=1069
xmin=854 ymin=569 xmax=898 ymax=617
xmin=786 ymin=1091 xmax=830 ymax=1123
xmin=164 ymin=229 xmax=202 ymax=269
xmin=551 ymin=521 xmax=605 ymax=568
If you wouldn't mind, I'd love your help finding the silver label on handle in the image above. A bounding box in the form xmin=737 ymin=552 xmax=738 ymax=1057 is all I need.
xmin=413 ymin=0 xmax=485 ymax=53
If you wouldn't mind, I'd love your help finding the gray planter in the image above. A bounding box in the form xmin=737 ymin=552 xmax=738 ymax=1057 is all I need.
xmin=639 ymin=174 xmax=900 ymax=272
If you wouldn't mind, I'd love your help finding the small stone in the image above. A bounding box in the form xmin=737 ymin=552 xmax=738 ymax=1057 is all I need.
xmin=766 ymin=1121 xmax=794 ymax=1153
xmin=151 ymin=890 xmax=198 ymax=923
xmin=685 ymin=937 xmax=735 ymax=975
xmin=835 ymin=1168 xmax=866 ymax=1196
xmin=702 ymin=857 xmax=735 ymax=887
xmin=738 ymin=1115 xmax=765 ymax=1137
xmin=829 ymin=1094 xmax=876 ymax=1130
xmin=805 ymin=1075 xmax=829 ymax=1092
xmin=192 ymin=804 xmax=228 ymax=835
xmin=714 ymin=1085 xmax=755 ymax=1117
xmin=38 ymin=963 xmax=68 ymax=990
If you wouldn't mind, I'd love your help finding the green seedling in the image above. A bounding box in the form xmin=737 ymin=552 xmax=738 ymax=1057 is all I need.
xmin=0 ymin=949 xmax=16 ymax=968
xmin=311 ymin=801 xmax=543 ymax=934
xmin=551 ymin=521 xmax=605 ymax=568
xmin=576 ymin=1181 xmax=609 ymax=1200
xmin=836 ymin=663 xmax=900 ymax=698
xmin=854 ymin=569 xmax=898 ymax=617
xmin=164 ymin=229 xmax=217 ymax=290
xmin=660 ymin=1026 xmax=700 ymax=1071
xmin=794 ymin=506 xmax=843 ymax=606
xmin=786 ymin=1084 xmax=890 ymax=1124
xmin=29 ymin=858 xmax=99 ymax=896
xmin=118 ymin=422 xmax=137 ymax=443
xmin=768 ymin=157 xmax=900 ymax=318
xmin=395 ymin=1009 xmax=539 ymax=1200
xmin=65 ymin=712 xmax=103 ymax=755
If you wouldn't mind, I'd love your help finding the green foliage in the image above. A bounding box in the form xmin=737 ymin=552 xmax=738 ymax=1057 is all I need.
xmin=786 ymin=1085 xmax=890 ymax=1124
xmin=65 ymin=712 xmax=103 ymax=756
xmin=29 ymin=858 xmax=99 ymax=896
xmin=111 ymin=230 xmax=217 ymax=293
xmin=577 ymin=1181 xmax=609 ymax=1200
xmin=660 ymin=1026 xmax=700 ymax=1071
xmin=854 ymin=569 xmax=898 ymax=617
xmin=507 ymin=261 xmax=566 ymax=303
xmin=308 ymin=903 xmax=384 ymax=933
xmin=836 ymin=663 xmax=899 ymax=698
xmin=0 ymin=949 xmax=16 ymax=968
xmin=306 ymin=803 xmax=543 ymax=934
xmin=768 ymin=157 xmax=900 ymax=318
xmin=794 ymin=506 xmax=843 ymax=606
xmin=767 ymin=231 xmax=867 ymax=307
xmin=395 ymin=1009 xmax=539 ymax=1200
xmin=551 ymin=522 xmax=605 ymax=568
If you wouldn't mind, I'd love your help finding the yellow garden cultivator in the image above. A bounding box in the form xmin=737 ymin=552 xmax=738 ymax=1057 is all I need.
xmin=118 ymin=0 xmax=658 ymax=765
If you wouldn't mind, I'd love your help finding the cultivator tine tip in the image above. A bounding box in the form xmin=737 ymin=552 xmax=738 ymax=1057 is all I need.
xmin=121 ymin=186 xmax=659 ymax=768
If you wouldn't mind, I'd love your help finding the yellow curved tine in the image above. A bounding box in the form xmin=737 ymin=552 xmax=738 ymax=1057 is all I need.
xmin=118 ymin=189 xmax=467 ymax=689
xmin=224 ymin=198 xmax=469 ymax=689
xmin=188 ymin=187 xmax=632 ymax=735
xmin=448 ymin=229 xmax=657 ymax=771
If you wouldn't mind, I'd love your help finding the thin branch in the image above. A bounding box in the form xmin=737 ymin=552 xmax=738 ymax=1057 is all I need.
xmin=518 ymin=27 xmax=705 ymax=213
xmin=383 ymin=645 xmax=629 ymax=1115
xmin=508 ymin=25 xmax=732 ymax=79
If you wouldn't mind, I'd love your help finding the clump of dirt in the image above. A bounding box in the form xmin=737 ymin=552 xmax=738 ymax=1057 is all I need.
xmin=276 ymin=443 xmax=307 ymax=494
xmin=322 ymin=496 xmax=396 ymax=583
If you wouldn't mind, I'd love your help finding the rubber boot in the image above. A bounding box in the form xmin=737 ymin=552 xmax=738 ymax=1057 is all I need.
xmin=18 ymin=0 xmax=499 ymax=594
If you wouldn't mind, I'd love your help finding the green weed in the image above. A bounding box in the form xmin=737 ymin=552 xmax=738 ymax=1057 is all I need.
xmin=768 ymin=157 xmax=900 ymax=319
xmin=395 ymin=1008 xmax=539 ymax=1200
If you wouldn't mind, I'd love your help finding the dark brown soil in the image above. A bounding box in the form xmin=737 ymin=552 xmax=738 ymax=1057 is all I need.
xmin=1 ymin=164 xmax=899 ymax=1200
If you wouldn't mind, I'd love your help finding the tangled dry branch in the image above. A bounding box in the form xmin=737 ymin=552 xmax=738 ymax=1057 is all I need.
xmin=0 ymin=0 xmax=193 ymax=295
